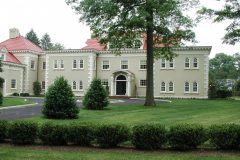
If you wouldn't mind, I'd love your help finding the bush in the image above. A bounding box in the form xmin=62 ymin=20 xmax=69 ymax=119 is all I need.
xmin=233 ymin=80 xmax=240 ymax=96
xmin=42 ymin=76 xmax=79 ymax=119
xmin=8 ymin=120 xmax=38 ymax=145
xmin=66 ymin=122 xmax=95 ymax=146
xmin=216 ymin=89 xmax=232 ymax=98
xmin=33 ymin=81 xmax=41 ymax=96
xmin=20 ymin=93 xmax=30 ymax=97
xmin=83 ymin=78 xmax=109 ymax=110
xmin=12 ymin=92 xmax=19 ymax=96
xmin=39 ymin=122 xmax=68 ymax=145
xmin=0 ymin=120 xmax=8 ymax=142
xmin=0 ymin=92 xmax=2 ymax=105
xmin=168 ymin=124 xmax=207 ymax=150
xmin=209 ymin=124 xmax=240 ymax=149
xmin=132 ymin=124 xmax=167 ymax=150
xmin=95 ymin=124 xmax=130 ymax=148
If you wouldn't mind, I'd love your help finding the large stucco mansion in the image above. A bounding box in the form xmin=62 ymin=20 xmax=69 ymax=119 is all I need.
xmin=0 ymin=28 xmax=211 ymax=98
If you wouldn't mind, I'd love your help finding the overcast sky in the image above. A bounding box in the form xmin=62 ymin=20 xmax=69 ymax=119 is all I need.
xmin=0 ymin=0 xmax=239 ymax=58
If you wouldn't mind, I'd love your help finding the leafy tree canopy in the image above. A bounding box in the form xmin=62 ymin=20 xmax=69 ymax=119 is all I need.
xmin=198 ymin=0 xmax=240 ymax=45
xmin=26 ymin=29 xmax=41 ymax=47
xmin=40 ymin=33 xmax=53 ymax=51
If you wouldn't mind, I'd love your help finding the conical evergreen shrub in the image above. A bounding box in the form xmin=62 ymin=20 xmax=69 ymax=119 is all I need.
xmin=83 ymin=78 xmax=109 ymax=110
xmin=42 ymin=76 xmax=79 ymax=119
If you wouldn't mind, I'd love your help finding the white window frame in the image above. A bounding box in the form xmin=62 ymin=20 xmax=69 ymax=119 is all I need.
xmin=169 ymin=59 xmax=174 ymax=69
xmin=168 ymin=81 xmax=174 ymax=93
xmin=184 ymin=82 xmax=190 ymax=93
xmin=59 ymin=60 xmax=64 ymax=69
xmin=41 ymin=81 xmax=45 ymax=90
xmin=54 ymin=60 xmax=58 ymax=69
xmin=121 ymin=60 xmax=128 ymax=70
xmin=193 ymin=82 xmax=198 ymax=93
xmin=185 ymin=58 xmax=190 ymax=69
xmin=161 ymin=59 xmax=166 ymax=69
xmin=102 ymin=60 xmax=110 ymax=70
xmin=139 ymin=60 xmax=147 ymax=70
xmin=139 ymin=79 xmax=147 ymax=87
xmin=193 ymin=58 xmax=198 ymax=69
xmin=11 ymin=79 xmax=17 ymax=89
xmin=79 ymin=80 xmax=83 ymax=91
xmin=72 ymin=81 xmax=77 ymax=90
xmin=160 ymin=81 xmax=166 ymax=92
xmin=72 ymin=60 xmax=77 ymax=69
xmin=42 ymin=61 xmax=46 ymax=70
xmin=30 ymin=60 xmax=35 ymax=70
xmin=79 ymin=59 xmax=84 ymax=69
xmin=101 ymin=79 xmax=109 ymax=86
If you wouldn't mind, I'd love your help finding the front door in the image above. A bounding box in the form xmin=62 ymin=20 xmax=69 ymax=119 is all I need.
xmin=116 ymin=81 xmax=126 ymax=95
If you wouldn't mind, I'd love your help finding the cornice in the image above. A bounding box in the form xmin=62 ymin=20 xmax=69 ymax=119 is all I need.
xmin=2 ymin=61 xmax=26 ymax=68
xmin=10 ymin=50 xmax=43 ymax=55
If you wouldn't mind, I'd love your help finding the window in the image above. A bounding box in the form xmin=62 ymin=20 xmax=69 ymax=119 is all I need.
xmin=101 ymin=79 xmax=109 ymax=86
xmin=42 ymin=81 xmax=45 ymax=90
xmin=161 ymin=59 xmax=166 ymax=68
xmin=185 ymin=82 xmax=190 ymax=92
xmin=169 ymin=59 xmax=174 ymax=68
xmin=42 ymin=62 xmax=46 ymax=70
xmin=140 ymin=60 xmax=147 ymax=70
xmin=60 ymin=60 xmax=64 ymax=69
xmin=161 ymin=82 xmax=166 ymax=92
xmin=140 ymin=80 xmax=146 ymax=87
xmin=73 ymin=60 xmax=77 ymax=69
xmin=121 ymin=60 xmax=128 ymax=70
xmin=185 ymin=58 xmax=190 ymax=68
xmin=54 ymin=60 xmax=58 ymax=69
xmin=169 ymin=81 xmax=174 ymax=92
xmin=30 ymin=60 xmax=35 ymax=69
xmin=11 ymin=79 xmax=16 ymax=89
xmin=72 ymin=81 xmax=77 ymax=90
xmin=193 ymin=82 xmax=198 ymax=92
xmin=102 ymin=60 xmax=110 ymax=70
xmin=79 ymin=59 xmax=84 ymax=69
xmin=193 ymin=58 xmax=198 ymax=68
xmin=79 ymin=81 xmax=83 ymax=90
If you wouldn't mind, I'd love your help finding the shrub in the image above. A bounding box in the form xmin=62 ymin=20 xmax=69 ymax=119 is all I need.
xmin=66 ymin=122 xmax=95 ymax=146
xmin=168 ymin=124 xmax=207 ymax=150
xmin=42 ymin=76 xmax=79 ymax=119
xmin=209 ymin=124 xmax=240 ymax=149
xmin=216 ymin=89 xmax=232 ymax=98
xmin=8 ymin=120 xmax=38 ymax=145
xmin=0 ymin=120 xmax=8 ymax=142
xmin=12 ymin=92 xmax=19 ymax=96
xmin=33 ymin=81 xmax=41 ymax=96
xmin=95 ymin=124 xmax=130 ymax=148
xmin=20 ymin=93 xmax=30 ymax=97
xmin=83 ymin=78 xmax=109 ymax=110
xmin=132 ymin=124 xmax=167 ymax=150
xmin=233 ymin=80 xmax=240 ymax=96
xmin=39 ymin=122 xmax=68 ymax=145
xmin=0 ymin=92 xmax=2 ymax=105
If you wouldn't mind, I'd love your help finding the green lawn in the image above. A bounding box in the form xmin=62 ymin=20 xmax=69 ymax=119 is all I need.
xmin=1 ymin=98 xmax=33 ymax=107
xmin=28 ymin=99 xmax=240 ymax=126
xmin=0 ymin=146 xmax=239 ymax=160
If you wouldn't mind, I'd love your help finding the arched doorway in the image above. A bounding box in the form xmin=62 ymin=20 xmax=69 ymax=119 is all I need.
xmin=116 ymin=75 xmax=127 ymax=95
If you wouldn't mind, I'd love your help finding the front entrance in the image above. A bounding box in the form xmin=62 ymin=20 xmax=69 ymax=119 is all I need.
xmin=116 ymin=75 xmax=127 ymax=95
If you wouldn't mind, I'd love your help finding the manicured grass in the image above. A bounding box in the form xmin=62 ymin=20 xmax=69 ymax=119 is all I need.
xmin=1 ymin=98 xmax=33 ymax=107
xmin=28 ymin=99 xmax=240 ymax=126
xmin=0 ymin=146 xmax=239 ymax=160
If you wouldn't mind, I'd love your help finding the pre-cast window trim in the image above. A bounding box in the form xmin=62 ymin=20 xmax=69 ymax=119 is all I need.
xmin=11 ymin=79 xmax=17 ymax=89
xmin=102 ymin=60 xmax=110 ymax=70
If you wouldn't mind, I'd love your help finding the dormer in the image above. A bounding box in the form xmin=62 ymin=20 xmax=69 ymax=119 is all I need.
xmin=0 ymin=47 xmax=8 ymax=61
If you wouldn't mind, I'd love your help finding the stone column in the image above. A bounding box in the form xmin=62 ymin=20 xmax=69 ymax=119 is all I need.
xmin=110 ymin=75 xmax=114 ymax=96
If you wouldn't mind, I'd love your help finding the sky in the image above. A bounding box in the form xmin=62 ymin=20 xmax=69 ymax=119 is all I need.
xmin=0 ymin=0 xmax=239 ymax=58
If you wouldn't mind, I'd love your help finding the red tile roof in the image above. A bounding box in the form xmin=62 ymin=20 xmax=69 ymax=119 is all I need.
xmin=82 ymin=39 xmax=106 ymax=51
xmin=5 ymin=52 xmax=22 ymax=64
xmin=0 ymin=36 xmax=43 ymax=53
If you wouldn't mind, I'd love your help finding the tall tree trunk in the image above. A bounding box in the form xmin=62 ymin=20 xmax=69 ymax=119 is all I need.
xmin=144 ymin=1 xmax=156 ymax=106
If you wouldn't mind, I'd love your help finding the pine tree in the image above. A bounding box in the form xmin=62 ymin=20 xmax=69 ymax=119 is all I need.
xmin=40 ymin=33 xmax=53 ymax=51
xmin=26 ymin=29 xmax=40 ymax=46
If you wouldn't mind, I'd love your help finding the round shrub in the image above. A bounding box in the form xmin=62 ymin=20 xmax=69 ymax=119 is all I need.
xmin=66 ymin=122 xmax=95 ymax=146
xmin=0 ymin=92 xmax=3 ymax=105
xmin=0 ymin=120 xmax=8 ymax=142
xmin=33 ymin=81 xmax=41 ymax=96
xmin=209 ymin=124 xmax=240 ymax=149
xmin=95 ymin=124 xmax=130 ymax=148
xmin=83 ymin=78 xmax=109 ymax=110
xmin=132 ymin=124 xmax=167 ymax=150
xmin=8 ymin=120 xmax=38 ymax=145
xmin=168 ymin=124 xmax=207 ymax=150
xmin=39 ymin=122 xmax=68 ymax=145
xmin=42 ymin=76 xmax=79 ymax=119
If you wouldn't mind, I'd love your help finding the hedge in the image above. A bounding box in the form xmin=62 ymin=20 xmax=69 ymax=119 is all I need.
xmin=132 ymin=124 xmax=167 ymax=150
xmin=0 ymin=120 xmax=8 ymax=142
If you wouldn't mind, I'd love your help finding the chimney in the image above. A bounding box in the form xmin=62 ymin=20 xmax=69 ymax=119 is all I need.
xmin=9 ymin=28 xmax=20 ymax=39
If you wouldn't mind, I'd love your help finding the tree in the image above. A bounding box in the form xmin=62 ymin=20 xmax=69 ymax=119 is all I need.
xmin=40 ymin=33 xmax=53 ymax=51
xmin=33 ymin=81 xmax=41 ymax=96
xmin=51 ymin=43 xmax=65 ymax=50
xmin=83 ymin=78 xmax=109 ymax=110
xmin=66 ymin=0 xmax=198 ymax=106
xmin=198 ymin=0 xmax=240 ymax=45
xmin=0 ymin=58 xmax=4 ymax=105
xmin=42 ymin=76 xmax=79 ymax=119
xmin=25 ymin=29 xmax=41 ymax=47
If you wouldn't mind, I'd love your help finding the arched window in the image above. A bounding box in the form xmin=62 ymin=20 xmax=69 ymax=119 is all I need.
xmin=193 ymin=82 xmax=198 ymax=92
xmin=161 ymin=82 xmax=166 ymax=92
xmin=72 ymin=81 xmax=77 ymax=90
xmin=185 ymin=82 xmax=190 ymax=92
xmin=185 ymin=58 xmax=190 ymax=68
xmin=161 ymin=59 xmax=166 ymax=68
xmin=116 ymin=75 xmax=126 ymax=80
xmin=193 ymin=58 xmax=198 ymax=68
xmin=169 ymin=81 xmax=174 ymax=92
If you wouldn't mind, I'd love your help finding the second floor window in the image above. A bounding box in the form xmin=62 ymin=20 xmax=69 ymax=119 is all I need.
xmin=60 ymin=60 xmax=64 ymax=69
xmin=193 ymin=58 xmax=198 ymax=68
xmin=140 ymin=60 xmax=147 ymax=70
xmin=121 ymin=60 xmax=128 ymax=70
xmin=102 ymin=60 xmax=110 ymax=70
xmin=169 ymin=59 xmax=174 ymax=68
xmin=79 ymin=59 xmax=84 ymax=69
xmin=161 ymin=59 xmax=166 ymax=68
xmin=54 ymin=60 xmax=58 ymax=69
xmin=31 ymin=60 xmax=35 ymax=69
xmin=185 ymin=58 xmax=190 ymax=68
xmin=42 ymin=62 xmax=46 ymax=70
xmin=73 ymin=60 xmax=77 ymax=69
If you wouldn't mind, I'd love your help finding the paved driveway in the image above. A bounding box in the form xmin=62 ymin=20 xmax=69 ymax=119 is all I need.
xmin=0 ymin=97 xmax=168 ymax=120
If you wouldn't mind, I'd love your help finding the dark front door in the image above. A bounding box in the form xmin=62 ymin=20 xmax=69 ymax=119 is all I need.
xmin=116 ymin=81 xmax=126 ymax=95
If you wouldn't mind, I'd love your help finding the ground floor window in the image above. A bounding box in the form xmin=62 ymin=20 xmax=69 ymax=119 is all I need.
xmin=101 ymin=79 xmax=109 ymax=86
xmin=169 ymin=81 xmax=174 ymax=92
xmin=72 ymin=81 xmax=77 ymax=90
xmin=139 ymin=79 xmax=146 ymax=87
xmin=79 ymin=80 xmax=83 ymax=90
xmin=41 ymin=81 xmax=45 ymax=90
xmin=161 ymin=82 xmax=166 ymax=92
xmin=185 ymin=82 xmax=190 ymax=92
xmin=11 ymin=79 xmax=16 ymax=89
xmin=193 ymin=82 xmax=198 ymax=92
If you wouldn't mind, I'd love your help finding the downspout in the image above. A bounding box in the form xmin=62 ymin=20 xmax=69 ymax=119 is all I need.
xmin=96 ymin=52 xmax=99 ymax=78
xmin=37 ymin=54 xmax=40 ymax=82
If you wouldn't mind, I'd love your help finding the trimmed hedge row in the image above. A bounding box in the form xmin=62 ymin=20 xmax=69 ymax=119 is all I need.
xmin=0 ymin=120 xmax=240 ymax=150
